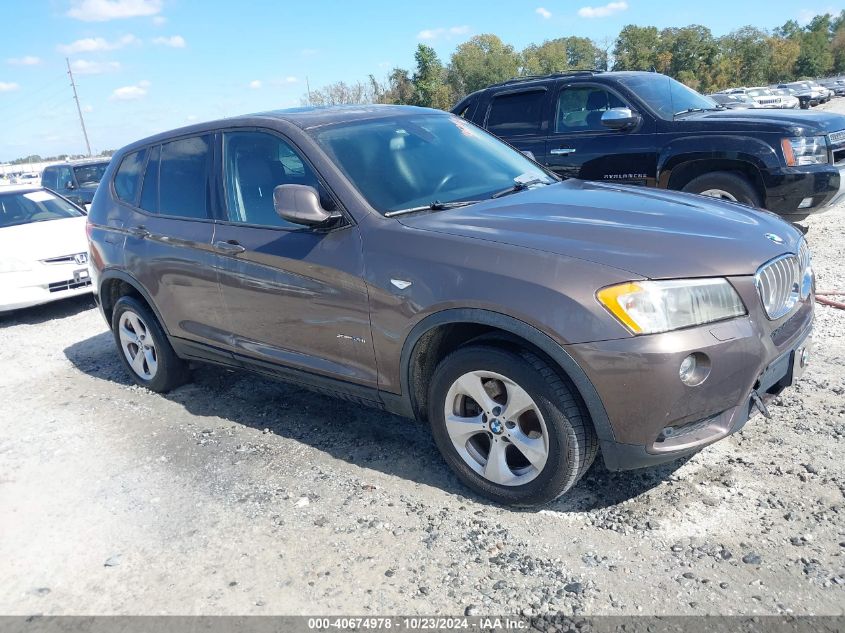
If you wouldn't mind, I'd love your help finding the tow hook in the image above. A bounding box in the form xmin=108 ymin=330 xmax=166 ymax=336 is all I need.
xmin=751 ymin=390 xmax=772 ymax=419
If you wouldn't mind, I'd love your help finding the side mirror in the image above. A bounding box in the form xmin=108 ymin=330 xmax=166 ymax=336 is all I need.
xmin=521 ymin=150 xmax=537 ymax=161
xmin=273 ymin=184 xmax=332 ymax=226
xmin=600 ymin=107 xmax=640 ymax=131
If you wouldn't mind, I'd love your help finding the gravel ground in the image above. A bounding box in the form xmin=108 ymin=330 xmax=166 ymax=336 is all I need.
xmin=1 ymin=111 xmax=844 ymax=618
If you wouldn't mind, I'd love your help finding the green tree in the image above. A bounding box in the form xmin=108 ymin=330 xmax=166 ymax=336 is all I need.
xmin=768 ymin=36 xmax=800 ymax=82
xmin=612 ymin=25 xmax=660 ymax=70
xmin=719 ymin=26 xmax=771 ymax=86
xmin=797 ymin=15 xmax=834 ymax=76
xmin=411 ymin=44 xmax=452 ymax=109
xmin=447 ymin=34 xmax=521 ymax=98
xmin=522 ymin=37 xmax=604 ymax=74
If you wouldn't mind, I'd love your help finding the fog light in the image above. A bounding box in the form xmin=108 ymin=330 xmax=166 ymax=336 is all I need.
xmin=679 ymin=352 xmax=711 ymax=386
xmin=797 ymin=197 xmax=814 ymax=209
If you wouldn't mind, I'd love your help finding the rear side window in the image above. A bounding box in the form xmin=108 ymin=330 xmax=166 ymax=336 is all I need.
xmin=114 ymin=150 xmax=147 ymax=204
xmin=486 ymin=90 xmax=545 ymax=136
xmin=140 ymin=145 xmax=160 ymax=213
xmin=157 ymin=136 xmax=211 ymax=219
xmin=42 ymin=168 xmax=58 ymax=190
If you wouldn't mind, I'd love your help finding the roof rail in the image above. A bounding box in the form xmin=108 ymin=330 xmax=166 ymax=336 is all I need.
xmin=489 ymin=69 xmax=603 ymax=88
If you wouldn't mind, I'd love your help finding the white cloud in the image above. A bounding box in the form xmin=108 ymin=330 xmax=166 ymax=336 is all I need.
xmin=67 ymin=0 xmax=162 ymax=21
xmin=283 ymin=76 xmax=298 ymax=83
xmin=536 ymin=7 xmax=552 ymax=18
xmin=7 ymin=56 xmax=41 ymax=66
xmin=57 ymin=34 xmax=138 ymax=54
xmin=417 ymin=25 xmax=471 ymax=40
xmin=186 ymin=114 xmax=198 ymax=121
xmin=152 ymin=15 xmax=166 ymax=25
xmin=82 ymin=104 xmax=94 ymax=113
xmin=110 ymin=79 xmax=150 ymax=100
xmin=0 ymin=82 xmax=20 ymax=92
xmin=71 ymin=59 xmax=121 ymax=74
xmin=152 ymin=35 xmax=186 ymax=48
xmin=249 ymin=80 xmax=262 ymax=89
xmin=578 ymin=1 xmax=628 ymax=17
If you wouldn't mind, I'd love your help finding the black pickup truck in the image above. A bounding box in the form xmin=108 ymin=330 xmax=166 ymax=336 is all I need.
xmin=453 ymin=71 xmax=845 ymax=219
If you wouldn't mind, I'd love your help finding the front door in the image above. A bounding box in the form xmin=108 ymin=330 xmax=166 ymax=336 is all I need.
xmin=213 ymin=130 xmax=377 ymax=388
xmin=545 ymin=83 xmax=657 ymax=186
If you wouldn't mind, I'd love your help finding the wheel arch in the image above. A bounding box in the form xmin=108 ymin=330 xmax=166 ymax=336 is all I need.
xmin=99 ymin=269 xmax=169 ymax=336
xmin=398 ymin=308 xmax=616 ymax=443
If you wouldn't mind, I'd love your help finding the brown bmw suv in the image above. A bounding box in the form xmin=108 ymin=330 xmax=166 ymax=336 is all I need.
xmin=87 ymin=105 xmax=814 ymax=506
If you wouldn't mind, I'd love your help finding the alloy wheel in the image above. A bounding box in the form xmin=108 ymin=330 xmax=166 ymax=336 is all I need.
xmin=118 ymin=310 xmax=158 ymax=380
xmin=443 ymin=370 xmax=549 ymax=486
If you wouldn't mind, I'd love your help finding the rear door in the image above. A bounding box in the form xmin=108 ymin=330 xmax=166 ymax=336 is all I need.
xmin=482 ymin=88 xmax=550 ymax=164
xmin=212 ymin=129 xmax=377 ymax=388
xmin=545 ymin=82 xmax=657 ymax=186
xmin=121 ymin=135 xmax=230 ymax=353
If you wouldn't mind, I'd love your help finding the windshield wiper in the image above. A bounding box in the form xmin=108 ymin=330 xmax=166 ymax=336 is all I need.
xmin=674 ymin=107 xmax=721 ymax=118
xmin=385 ymin=200 xmax=481 ymax=217
xmin=491 ymin=177 xmax=551 ymax=199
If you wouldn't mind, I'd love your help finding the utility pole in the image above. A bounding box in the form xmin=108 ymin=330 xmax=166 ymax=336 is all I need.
xmin=66 ymin=57 xmax=92 ymax=157
xmin=306 ymin=76 xmax=312 ymax=106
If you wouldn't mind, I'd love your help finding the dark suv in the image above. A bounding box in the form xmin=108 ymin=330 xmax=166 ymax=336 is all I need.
xmin=453 ymin=71 xmax=845 ymax=219
xmin=87 ymin=106 xmax=814 ymax=506
xmin=42 ymin=159 xmax=111 ymax=209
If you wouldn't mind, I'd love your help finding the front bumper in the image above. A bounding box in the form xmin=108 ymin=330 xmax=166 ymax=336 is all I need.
xmin=566 ymin=287 xmax=814 ymax=472
xmin=0 ymin=265 xmax=93 ymax=312
xmin=764 ymin=163 xmax=844 ymax=217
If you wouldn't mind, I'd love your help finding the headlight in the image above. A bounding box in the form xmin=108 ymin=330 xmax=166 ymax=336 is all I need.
xmin=781 ymin=137 xmax=828 ymax=166
xmin=597 ymin=278 xmax=746 ymax=335
xmin=0 ymin=257 xmax=31 ymax=273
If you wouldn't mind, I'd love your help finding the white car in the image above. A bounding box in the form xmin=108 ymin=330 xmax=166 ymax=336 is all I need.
xmin=745 ymin=87 xmax=799 ymax=109
xmin=0 ymin=186 xmax=92 ymax=312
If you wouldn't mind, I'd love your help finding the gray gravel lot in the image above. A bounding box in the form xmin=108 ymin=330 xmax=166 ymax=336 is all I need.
xmin=1 ymin=109 xmax=844 ymax=617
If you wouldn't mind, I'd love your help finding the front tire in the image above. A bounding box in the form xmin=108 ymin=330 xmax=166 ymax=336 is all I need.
xmin=681 ymin=171 xmax=762 ymax=208
xmin=111 ymin=296 xmax=189 ymax=392
xmin=428 ymin=345 xmax=597 ymax=507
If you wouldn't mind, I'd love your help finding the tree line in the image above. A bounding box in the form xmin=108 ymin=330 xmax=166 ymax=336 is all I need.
xmin=304 ymin=10 xmax=845 ymax=109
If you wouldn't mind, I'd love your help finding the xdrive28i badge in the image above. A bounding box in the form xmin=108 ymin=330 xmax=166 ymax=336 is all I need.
xmin=764 ymin=233 xmax=785 ymax=245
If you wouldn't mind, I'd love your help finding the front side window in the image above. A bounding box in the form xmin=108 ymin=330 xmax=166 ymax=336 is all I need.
xmin=0 ymin=189 xmax=83 ymax=228
xmin=312 ymin=114 xmax=555 ymax=214
xmin=555 ymin=86 xmax=628 ymax=133
xmin=57 ymin=166 xmax=74 ymax=189
xmin=114 ymin=150 xmax=147 ymax=204
xmin=486 ymin=90 xmax=545 ymax=136
xmin=157 ymin=136 xmax=211 ymax=219
xmin=222 ymin=131 xmax=321 ymax=228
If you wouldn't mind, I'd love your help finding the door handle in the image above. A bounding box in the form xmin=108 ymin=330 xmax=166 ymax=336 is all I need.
xmin=550 ymin=148 xmax=576 ymax=155
xmin=214 ymin=240 xmax=246 ymax=254
xmin=129 ymin=225 xmax=150 ymax=238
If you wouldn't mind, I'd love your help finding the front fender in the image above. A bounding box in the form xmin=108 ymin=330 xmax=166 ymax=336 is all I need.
xmin=657 ymin=135 xmax=780 ymax=188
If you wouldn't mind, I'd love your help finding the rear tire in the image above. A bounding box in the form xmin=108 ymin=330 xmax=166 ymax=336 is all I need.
xmin=428 ymin=345 xmax=597 ymax=507
xmin=681 ymin=171 xmax=762 ymax=208
xmin=111 ymin=296 xmax=190 ymax=392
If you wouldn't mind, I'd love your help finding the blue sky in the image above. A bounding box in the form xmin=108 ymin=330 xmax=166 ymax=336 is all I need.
xmin=0 ymin=0 xmax=841 ymax=160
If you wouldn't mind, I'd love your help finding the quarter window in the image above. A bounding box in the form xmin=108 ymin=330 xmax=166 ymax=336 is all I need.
xmin=555 ymin=86 xmax=626 ymax=133
xmin=114 ymin=149 xmax=147 ymax=204
xmin=222 ymin=131 xmax=322 ymax=228
xmin=157 ymin=136 xmax=211 ymax=219
xmin=486 ymin=90 xmax=545 ymax=136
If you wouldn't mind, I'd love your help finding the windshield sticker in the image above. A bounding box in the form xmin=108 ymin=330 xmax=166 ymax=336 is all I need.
xmin=23 ymin=191 xmax=54 ymax=202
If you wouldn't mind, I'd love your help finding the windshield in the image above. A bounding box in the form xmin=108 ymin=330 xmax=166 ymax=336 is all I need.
xmin=614 ymin=73 xmax=718 ymax=119
xmin=72 ymin=162 xmax=109 ymax=187
xmin=311 ymin=114 xmax=555 ymax=214
xmin=0 ymin=189 xmax=83 ymax=228
xmin=747 ymin=88 xmax=771 ymax=97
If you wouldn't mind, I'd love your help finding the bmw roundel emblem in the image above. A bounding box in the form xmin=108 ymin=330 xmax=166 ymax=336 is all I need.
xmin=764 ymin=233 xmax=784 ymax=245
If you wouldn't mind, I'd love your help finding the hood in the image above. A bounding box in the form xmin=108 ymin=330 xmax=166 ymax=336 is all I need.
xmin=0 ymin=216 xmax=88 ymax=261
xmin=676 ymin=108 xmax=845 ymax=136
xmin=397 ymin=181 xmax=803 ymax=280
